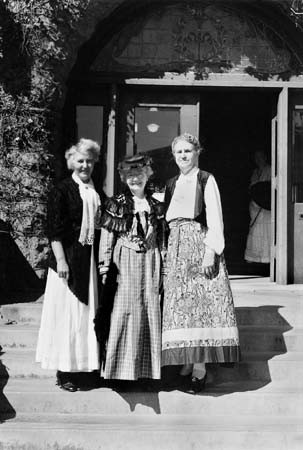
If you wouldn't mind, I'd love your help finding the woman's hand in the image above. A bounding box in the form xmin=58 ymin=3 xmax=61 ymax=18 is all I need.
xmin=202 ymin=248 xmax=216 ymax=279
xmin=57 ymin=258 xmax=69 ymax=281
xmin=98 ymin=264 xmax=109 ymax=284
xmin=161 ymin=265 xmax=168 ymax=277
xmin=100 ymin=273 xmax=108 ymax=285
xmin=51 ymin=241 xmax=69 ymax=281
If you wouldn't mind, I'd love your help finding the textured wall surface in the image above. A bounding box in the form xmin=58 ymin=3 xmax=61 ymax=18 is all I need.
xmin=92 ymin=3 xmax=295 ymax=77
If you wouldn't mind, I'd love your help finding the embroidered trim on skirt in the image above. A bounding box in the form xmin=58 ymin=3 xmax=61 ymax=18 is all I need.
xmin=162 ymin=220 xmax=240 ymax=366
xmin=36 ymin=248 xmax=100 ymax=372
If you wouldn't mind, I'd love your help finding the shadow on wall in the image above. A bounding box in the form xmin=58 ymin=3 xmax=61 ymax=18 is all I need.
xmin=0 ymin=220 xmax=44 ymax=305
xmin=0 ymin=350 xmax=16 ymax=422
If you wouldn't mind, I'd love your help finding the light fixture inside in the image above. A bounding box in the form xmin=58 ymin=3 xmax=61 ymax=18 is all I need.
xmin=147 ymin=123 xmax=160 ymax=133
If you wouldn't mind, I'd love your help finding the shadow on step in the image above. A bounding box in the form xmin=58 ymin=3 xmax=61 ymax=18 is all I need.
xmin=97 ymin=305 xmax=292 ymax=404
xmin=0 ymin=350 xmax=16 ymax=422
xmin=160 ymin=304 xmax=292 ymax=397
xmin=206 ymin=304 xmax=292 ymax=396
xmin=106 ymin=379 xmax=161 ymax=414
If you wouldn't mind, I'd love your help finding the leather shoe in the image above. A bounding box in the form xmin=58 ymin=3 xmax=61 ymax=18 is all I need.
xmin=59 ymin=380 xmax=78 ymax=392
xmin=178 ymin=374 xmax=193 ymax=391
xmin=189 ymin=373 xmax=207 ymax=394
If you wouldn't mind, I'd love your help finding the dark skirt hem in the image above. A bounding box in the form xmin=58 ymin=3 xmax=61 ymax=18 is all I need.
xmin=161 ymin=345 xmax=241 ymax=367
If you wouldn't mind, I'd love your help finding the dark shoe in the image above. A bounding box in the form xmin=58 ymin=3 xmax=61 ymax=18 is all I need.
xmin=189 ymin=373 xmax=207 ymax=394
xmin=76 ymin=371 xmax=102 ymax=391
xmin=60 ymin=380 xmax=78 ymax=392
xmin=178 ymin=374 xmax=193 ymax=392
xmin=56 ymin=371 xmax=78 ymax=392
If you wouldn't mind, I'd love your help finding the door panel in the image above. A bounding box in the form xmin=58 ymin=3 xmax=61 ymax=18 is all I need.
xmin=270 ymin=115 xmax=277 ymax=281
xmin=65 ymin=85 xmax=109 ymax=192
xmin=270 ymin=88 xmax=289 ymax=284
xmin=291 ymin=99 xmax=303 ymax=283
xmin=118 ymin=89 xmax=200 ymax=191
xmin=76 ymin=105 xmax=104 ymax=144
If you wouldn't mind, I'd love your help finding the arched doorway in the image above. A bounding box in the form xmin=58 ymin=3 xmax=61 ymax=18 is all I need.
xmin=64 ymin=1 xmax=303 ymax=280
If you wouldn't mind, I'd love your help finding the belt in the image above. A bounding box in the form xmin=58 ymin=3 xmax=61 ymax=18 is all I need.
xmin=168 ymin=218 xmax=195 ymax=228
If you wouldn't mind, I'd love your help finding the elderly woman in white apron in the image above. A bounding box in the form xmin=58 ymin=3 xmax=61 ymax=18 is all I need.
xmin=36 ymin=138 xmax=105 ymax=392
xmin=162 ymin=133 xmax=240 ymax=393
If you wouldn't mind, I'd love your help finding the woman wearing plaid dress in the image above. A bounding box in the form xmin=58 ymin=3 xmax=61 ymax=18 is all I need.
xmin=97 ymin=154 xmax=166 ymax=381
xmin=162 ymin=133 xmax=240 ymax=393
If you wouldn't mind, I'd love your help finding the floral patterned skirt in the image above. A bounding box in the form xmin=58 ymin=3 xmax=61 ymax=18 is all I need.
xmin=162 ymin=220 xmax=240 ymax=366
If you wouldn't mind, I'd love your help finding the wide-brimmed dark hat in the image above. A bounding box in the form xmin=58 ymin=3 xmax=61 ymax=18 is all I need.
xmin=118 ymin=153 xmax=153 ymax=173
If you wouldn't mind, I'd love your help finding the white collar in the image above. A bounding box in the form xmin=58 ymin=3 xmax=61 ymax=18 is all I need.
xmin=179 ymin=167 xmax=199 ymax=179
xmin=72 ymin=172 xmax=94 ymax=188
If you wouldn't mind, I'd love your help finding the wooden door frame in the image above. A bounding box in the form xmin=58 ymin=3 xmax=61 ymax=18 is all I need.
xmin=275 ymin=87 xmax=289 ymax=285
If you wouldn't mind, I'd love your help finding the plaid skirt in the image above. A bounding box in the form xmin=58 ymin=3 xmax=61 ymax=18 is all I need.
xmin=162 ymin=220 xmax=240 ymax=366
xmin=102 ymin=235 xmax=162 ymax=380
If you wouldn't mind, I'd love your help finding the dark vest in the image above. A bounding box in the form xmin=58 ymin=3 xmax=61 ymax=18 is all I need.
xmin=164 ymin=170 xmax=210 ymax=227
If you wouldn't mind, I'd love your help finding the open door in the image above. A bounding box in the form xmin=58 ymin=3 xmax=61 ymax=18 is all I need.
xmin=271 ymin=87 xmax=289 ymax=284
xmin=289 ymin=91 xmax=303 ymax=283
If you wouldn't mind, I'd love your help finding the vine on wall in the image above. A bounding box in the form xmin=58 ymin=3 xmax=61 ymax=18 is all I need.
xmin=0 ymin=0 xmax=89 ymax=276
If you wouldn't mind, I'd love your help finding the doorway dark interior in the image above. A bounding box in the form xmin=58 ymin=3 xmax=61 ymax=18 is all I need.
xmin=199 ymin=88 xmax=277 ymax=276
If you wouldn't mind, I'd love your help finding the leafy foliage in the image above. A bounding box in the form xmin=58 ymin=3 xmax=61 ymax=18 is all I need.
xmin=0 ymin=0 xmax=89 ymax=274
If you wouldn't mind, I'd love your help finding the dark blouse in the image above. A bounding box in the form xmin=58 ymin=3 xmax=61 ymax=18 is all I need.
xmin=47 ymin=177 xmax=106 ymax=305
xmin=97 ymin=190 xmax=168 ymax=254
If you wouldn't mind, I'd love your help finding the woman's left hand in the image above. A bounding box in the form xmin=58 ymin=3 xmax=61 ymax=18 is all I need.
xmin=202 ymin=263 xmax=216 ymax=279
xmin=202 ymin=248 xmax=216 ymax=279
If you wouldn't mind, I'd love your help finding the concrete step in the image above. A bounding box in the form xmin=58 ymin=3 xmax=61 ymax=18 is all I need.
xmin=0 ymin=349 xmax=55 ymax=379
xmin=0 ymin=324 xmax=39 ymax=349
xmin=0 ymin=413 xmax=302 ymax=450
xmin=235 ymin=305 xmax=299 ymax=328
xmin=2 ymin=323 xmax=302 ymax=353
xmin=229 ymin=276 xmax=303 ymax=293
xmin=239 ymin=327 xmax=303 ymax=353
xmin=2 ymin=378 xmax=303 ymax=417
xmin=1 ymin=291 xmax=302 ymax=327
xmin=0 ymin=301 xmax=43 ymax=325
xmin=1 ymin=349 xmax=303 ymax=382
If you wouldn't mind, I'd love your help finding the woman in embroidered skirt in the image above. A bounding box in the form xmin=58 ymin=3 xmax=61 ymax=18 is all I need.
xmin=97 ymin=154 xmax=166 ymax=382
xmin=162 ymin=133 xmax=240 ymax=393
xmin=36 ymin=138 xmax=106 ymax=392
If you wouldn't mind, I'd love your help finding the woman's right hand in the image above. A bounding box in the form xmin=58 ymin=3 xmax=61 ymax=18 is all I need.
xmin=98 ymin=264 xmax=109 ymax=284
xmin=57 ymin=258 xmax=69 ymax=281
